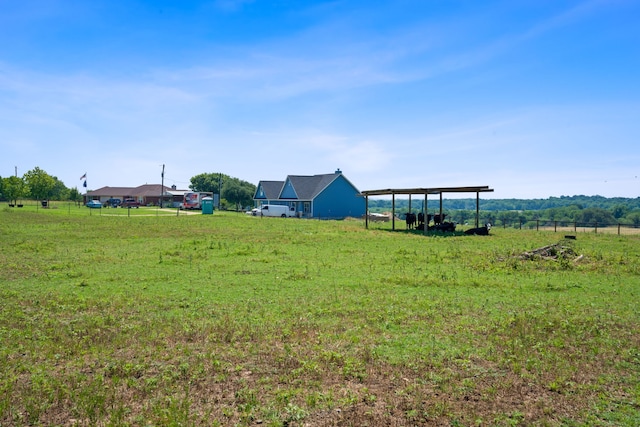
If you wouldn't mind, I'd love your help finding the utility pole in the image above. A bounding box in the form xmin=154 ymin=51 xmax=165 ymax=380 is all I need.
xmin=160 ymin=164 xmax=165 ymax=208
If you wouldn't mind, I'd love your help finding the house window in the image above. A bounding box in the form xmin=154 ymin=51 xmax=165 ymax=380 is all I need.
xmin=304 ymin=202 xmax=310 ymax=213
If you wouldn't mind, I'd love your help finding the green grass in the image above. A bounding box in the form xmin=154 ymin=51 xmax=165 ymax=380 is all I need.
xmin=1 ymin=205 xmax=639 ymax=426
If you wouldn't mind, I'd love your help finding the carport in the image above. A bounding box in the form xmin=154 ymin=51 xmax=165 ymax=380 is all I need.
xmin=361 ymin=185 xmax=494 ymax=234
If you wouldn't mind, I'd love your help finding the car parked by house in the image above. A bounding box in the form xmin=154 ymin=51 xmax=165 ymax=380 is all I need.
xmin=121 ymin=199 xmax=141 ymax=208
xmin=256 ymin=204 xmax=295 ymax=217
xmin=105 ymin=198 xmax=121 ymax=207
xmin=86 ymin=200 xmax=102 ymax=209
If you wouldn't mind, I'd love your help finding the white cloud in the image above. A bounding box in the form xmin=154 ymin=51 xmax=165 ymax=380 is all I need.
xmin=320 ymin=138 xmax=392 ymax=173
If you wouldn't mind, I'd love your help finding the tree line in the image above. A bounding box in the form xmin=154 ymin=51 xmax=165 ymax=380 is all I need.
xmin=0 ymin=167 xmax=84 ymax=206
xmin=368 ymin=195 xmax=640 ymax=226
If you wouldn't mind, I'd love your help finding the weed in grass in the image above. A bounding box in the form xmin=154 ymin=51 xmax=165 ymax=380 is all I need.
xmin=280 ymin=402 xmax=307 ymax=424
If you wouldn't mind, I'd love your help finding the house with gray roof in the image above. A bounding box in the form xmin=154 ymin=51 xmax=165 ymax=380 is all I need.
xmin=253 ymin=169 xmax=365 ymax=219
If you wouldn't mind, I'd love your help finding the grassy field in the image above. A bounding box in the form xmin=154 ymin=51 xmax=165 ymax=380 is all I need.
xmin=1 ymin=205 xmax=639 ymax=426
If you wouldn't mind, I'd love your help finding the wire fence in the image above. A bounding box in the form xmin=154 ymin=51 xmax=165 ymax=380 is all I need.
xmin=491 ymin=219 xmax=640 ymax=235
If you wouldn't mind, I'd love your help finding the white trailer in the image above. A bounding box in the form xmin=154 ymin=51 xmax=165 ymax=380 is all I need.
xmin=182 ymin=192 xmax=214 ymax=210
xmin=258 ymin=204 xmax=295 ymax=217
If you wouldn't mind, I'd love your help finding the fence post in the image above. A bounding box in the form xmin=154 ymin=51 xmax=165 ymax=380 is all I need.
xmin=618 ymin=223 xmax=621 ymax=235
xmin=574 ymin=222 xmax=577 ymax=232
xmin=536 ymin=219 xmax=539 ymax=231
xmin=594 ymin=221 xmax=597 ymax=234
xmin=554 ymin=221 xmax=557 ymax=232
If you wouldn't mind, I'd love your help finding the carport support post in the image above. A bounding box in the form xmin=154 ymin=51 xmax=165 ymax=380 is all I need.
xmin=365 ymin=195 xmax=369 ymax=229
xmin=475 ymin=191 xmax=480 ymax=228
xmin=439 ymin=193 xmax=443 ymax=223
xmin=424 ymin=193 xmax=428 ymax=235
xmin=392 ymin=193 xmax=396 ymax=230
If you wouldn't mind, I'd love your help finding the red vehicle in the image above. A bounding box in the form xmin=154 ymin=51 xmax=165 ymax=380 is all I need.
xmin=121 ymin=199 xmax=141 ymax=208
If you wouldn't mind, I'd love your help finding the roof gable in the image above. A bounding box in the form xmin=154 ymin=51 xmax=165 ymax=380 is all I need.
xmin=285 ymin=173 xmax=339 ymax=200
xmin=255 ymin=181 xmax=284 ymax=199
xmin=279 ymin=177 xmax=299 ymax=199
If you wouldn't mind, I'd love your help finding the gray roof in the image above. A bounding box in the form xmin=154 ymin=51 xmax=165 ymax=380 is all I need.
xmin=284 ymin=174 xmax=339 ymax=200
xmin=256 ymin=180 xmax=284 ymax=199
xmin=134 ymin=184 xmax=172 ymax=197
xmin=88 ymin=184 xmax=187 ymax=198
xmin=86 ymin=186 xmax=136 ymax=197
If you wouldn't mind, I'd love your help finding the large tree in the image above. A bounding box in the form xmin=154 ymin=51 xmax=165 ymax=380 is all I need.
xmin=222 ymin=178 xmax=256 ymax=210
xmin=24 ymin=167 xmax=56 ymax=200
xmin=611 ymin=204 xmax=630 ymax=219
xmin=628 ymin=211 xmax=640 ymax=226
xmin=50 ymin=176 xmax=70 ymax=201
xmin=189 ymin=173 xmax=222 ymax=193
xmin=3 ymin=176 xmax=26 ymax=205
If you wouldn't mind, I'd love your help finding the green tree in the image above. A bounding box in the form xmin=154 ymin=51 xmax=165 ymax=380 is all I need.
xmin=69 ymin=187 xmax=83 ymax=207
xmin=3 ymin=176 xmax=26 ymax=205
xmin=190 ymin=173 xmax=222 ymax=193
xmin=575 ymin=207 xmax=616 ymax=226
xmin=50 ymin=176 xmax=70 ymax=200
xmin=190 ymin=173 xmax=256 ymax=210
xmin=611 ymin=204 xmax=629 ymax=219
xmin=497 ymin=210 xmax=521 ymax=227
xmin=24 ymin=167 xmax=56 ymax=201
xmin=627 ymin=211 xmax=640 ymax=226
xmin=222 ymin=178 xmax=256 ymax=211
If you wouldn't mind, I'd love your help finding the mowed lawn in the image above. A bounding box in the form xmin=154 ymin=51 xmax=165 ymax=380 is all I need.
xmin=1 ymin=206 xmax=639 ymax=426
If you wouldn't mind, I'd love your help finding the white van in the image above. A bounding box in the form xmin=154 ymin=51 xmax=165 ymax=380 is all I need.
xmin=259 ymin=204 xmax=295 ymax=217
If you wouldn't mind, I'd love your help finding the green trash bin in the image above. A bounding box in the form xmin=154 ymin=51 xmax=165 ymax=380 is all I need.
xmin=201 ymin=197 xmax=214 ymax=215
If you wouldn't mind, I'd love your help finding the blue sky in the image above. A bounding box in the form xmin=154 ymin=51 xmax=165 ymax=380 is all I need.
xmin=1 ymin=0 xmax=639 ymax=199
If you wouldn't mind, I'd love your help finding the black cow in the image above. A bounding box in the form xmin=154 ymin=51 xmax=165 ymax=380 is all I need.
xmin=405 ymin=212 xmax=417 ymax=229
xmin=433 ymin=213 xmax=447 ymax=225
xmin=432 ymin=221 xmax=456 ymax=232
xmin=465 ymin=223 xmax=492 ymax=235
